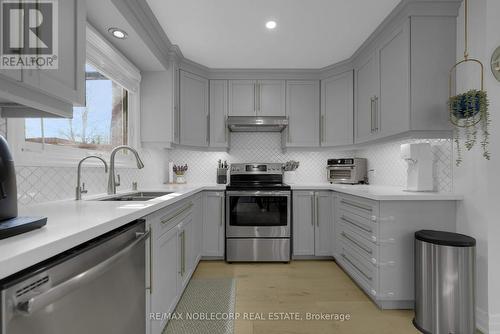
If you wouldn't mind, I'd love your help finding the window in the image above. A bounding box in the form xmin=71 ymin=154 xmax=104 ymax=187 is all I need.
xmin=25 ymin=64 xmax=129 ymax=151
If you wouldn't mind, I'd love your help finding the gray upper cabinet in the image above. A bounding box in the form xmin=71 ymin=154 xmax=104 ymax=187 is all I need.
xmin=228 ymin=80 xmax=256 ymax=116
xmin=23 ymin=0 xmax=86 ymax=106
xmin=378 ymin=21 xmax=410 ymax=138
xmin=0 ymin=0 xmax=85 ymax=118
xmin=285 ymin=80 xmax=320 ymax=147
xmin=321 ymin=71 xmax=354 ymax=147
xmin=355 ymin=52 xmax=379 ymax=143
xmin=354 ymin=17 xmax=455 ymax=144
xmin=179 ymin=70 xmax=209 ymax=147
xmin=209 ymin=80 xmax=229 ymax=148
xmin=228 ymin=80 xmax=285 ymax=116
xmin=258 ymin=80 xmax=286 ymax=116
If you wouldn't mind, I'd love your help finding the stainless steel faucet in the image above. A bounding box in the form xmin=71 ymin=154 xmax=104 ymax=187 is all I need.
xmin=76 ymin=156 xmax=108 ymax=200
xmin=108 ymin=146 xmax=145 ymax=195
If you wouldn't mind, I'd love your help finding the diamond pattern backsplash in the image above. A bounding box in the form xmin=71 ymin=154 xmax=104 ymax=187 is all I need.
xmin=15 ymin=148 xmax=167 ymax=206
xmin=2 ymin=116 xmax=453 ymax=207
xmin=167 ymin=133 xmax=453 ymax=192
xmin=356 ymin=138 xmax=453 ymax=192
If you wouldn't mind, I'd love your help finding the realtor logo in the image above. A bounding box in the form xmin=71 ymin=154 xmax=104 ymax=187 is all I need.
xmin=0 ymin=0 xmax=58 ymax=69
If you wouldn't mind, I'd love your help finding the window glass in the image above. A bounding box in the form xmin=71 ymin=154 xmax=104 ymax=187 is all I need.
xmin=24 ymin=64 xmax=128 ymax=151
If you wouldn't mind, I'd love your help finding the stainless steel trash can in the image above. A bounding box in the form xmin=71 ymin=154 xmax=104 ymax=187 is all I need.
xmin=413 ymin=230 xmax=476 ymax=334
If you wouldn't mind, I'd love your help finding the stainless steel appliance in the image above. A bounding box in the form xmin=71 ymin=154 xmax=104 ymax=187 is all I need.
xmin=226 ymin=163 xmax=291 ymax=262
xmin=414 ymin=230 xmax=476 ymax=334
xmin=0 ymin=220 xmax=149 ymax=334
xmin=327 ymin=158 xmax=367 ymax=184
xmin=226 ymin=116 xmax=288 ymax=132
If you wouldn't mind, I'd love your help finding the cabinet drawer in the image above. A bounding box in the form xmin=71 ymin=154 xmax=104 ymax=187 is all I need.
xmin=157 ymin=201 xmax=194 ymax=236
xmin=338 ymin=209 xmax=378 ymax=243
xmin=338 ymin=243 xmax=378 ymax=298
xmin=340 ymin=244 xmax=378 ymax=298
xmin=338 ymin=222 xmax=378 ymax=265
xmin=336 ymin=194 xmax=378 ymax=221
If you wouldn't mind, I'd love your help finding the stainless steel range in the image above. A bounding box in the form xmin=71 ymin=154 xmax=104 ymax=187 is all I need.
xmin=226 ymin=163 xmax=291 ymax=262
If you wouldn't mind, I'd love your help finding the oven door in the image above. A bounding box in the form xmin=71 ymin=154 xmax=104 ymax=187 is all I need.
xmin=226 ymin=190 xmax=290 ymax=238
xmin=327 ymin=166 xmax=354 ymax=183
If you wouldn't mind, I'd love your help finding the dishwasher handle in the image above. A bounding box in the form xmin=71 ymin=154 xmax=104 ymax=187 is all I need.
xmin=16 ymin=230 xmax=151 ymax=316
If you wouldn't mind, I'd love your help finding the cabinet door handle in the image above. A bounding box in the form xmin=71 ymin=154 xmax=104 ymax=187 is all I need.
xmin=206 ymin=114 xmax=210 ymax=144
xmin=373 ymin=96 xmax=379 ymax=132
xmin=310 ymin=195 xmax=315 ymax=226
xmin=341 ymin=253 xmax=372 ymax=281
xmin=340 ymin=199 xmax=372 ymax=212
xmin=321 ymin=115 xmax=325 ymax=143
xmin=161 ymin=203 xmax=193 ymax=225
xmin=257 ymin=82 xmax=261 ymax=114
xmin=148 ymin=226 xmax=153 ymax=293
xmin=253 ymin=82 xmax=257 ymax=115
xmin=370 ymin=97 xmax=375 ymax=133
xmin=182 ymin=231 xmax=186 ymax=276
xmin=341 ymin=215 xmax=372 ymax=233
xmin=315 ymin=194 xmax=319 ymax=227
xmin=220 ymin=197 xmax=224 ymax=226
xmin=341 ymin=231 xmax=373 ymax=255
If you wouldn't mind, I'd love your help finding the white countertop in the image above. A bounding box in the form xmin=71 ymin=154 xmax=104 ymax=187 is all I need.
xmin=0 ymin=182 xmax=461 ymax=280
xmin=0 ymin=184 xmax=224 ymax=280
xmin=290 ymin=184 xmax=463 ymax=201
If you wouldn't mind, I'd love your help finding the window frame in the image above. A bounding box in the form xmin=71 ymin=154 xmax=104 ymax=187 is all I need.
xmin=7 ymin=24 xmax=142 ymax=168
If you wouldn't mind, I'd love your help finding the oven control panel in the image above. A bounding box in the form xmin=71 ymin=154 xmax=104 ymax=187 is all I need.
xmin=230 ymin=163 xmax=283 ymax=175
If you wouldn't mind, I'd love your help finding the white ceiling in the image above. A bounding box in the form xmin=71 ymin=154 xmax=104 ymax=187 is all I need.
xmin=146 ymin=0 xmax=401 ymax=69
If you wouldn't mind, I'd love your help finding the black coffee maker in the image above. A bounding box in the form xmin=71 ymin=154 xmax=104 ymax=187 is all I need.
xmin=0 ymin=135 xmax=46 ymax=239
xmin=0 ymin=135 xmax=18 ymax=220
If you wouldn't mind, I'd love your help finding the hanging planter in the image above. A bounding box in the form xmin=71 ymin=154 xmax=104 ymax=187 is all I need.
xmin=448 ymin=0 xmax=491 ymax=166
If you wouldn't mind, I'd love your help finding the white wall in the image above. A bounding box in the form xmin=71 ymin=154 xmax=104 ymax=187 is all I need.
xmin=454 ymin=0 xmax=500 ymax=332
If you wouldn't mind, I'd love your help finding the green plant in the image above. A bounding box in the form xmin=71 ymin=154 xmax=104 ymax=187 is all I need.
xmin=448 ymin=89 xmax=490 ymax=166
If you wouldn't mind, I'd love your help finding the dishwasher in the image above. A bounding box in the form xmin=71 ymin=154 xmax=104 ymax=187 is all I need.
xmin=0 ymin=219 xmax=150 ymax=334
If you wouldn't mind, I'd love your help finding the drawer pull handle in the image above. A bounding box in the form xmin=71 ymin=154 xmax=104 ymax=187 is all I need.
xmin=341 ymin=231 xmax=373 ymax=255
xmin=341 ymin=253 xmax=372 ymax=281
xmin=341 ymin=215 xmax=373 ymax=233
xmin=161 ymin=203 xmax=193 ymax=225
xmin=340 ymin=199 xmax=372 ymax=212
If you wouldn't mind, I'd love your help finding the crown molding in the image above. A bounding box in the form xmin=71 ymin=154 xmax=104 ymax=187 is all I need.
xmin=111 ymin=0 xmax=173 ymax=70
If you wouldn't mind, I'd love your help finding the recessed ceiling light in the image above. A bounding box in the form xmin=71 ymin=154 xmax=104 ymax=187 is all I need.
xmin=265 ymin=21 xmax=277 ymax=30
xmin=108 ymin=27 xmax=128 ymax=40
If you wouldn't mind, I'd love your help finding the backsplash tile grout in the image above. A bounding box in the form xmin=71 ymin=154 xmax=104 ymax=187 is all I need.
xmin=2 ymin=120 xmax=453 ymax=205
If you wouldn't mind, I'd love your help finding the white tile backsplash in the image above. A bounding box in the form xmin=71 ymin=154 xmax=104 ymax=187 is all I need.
xmin=356 ymin=138 xmax=453 ymax=192
xmin=13 ymin=147 xmax=167 ymax=206
xmin=2 ymin=114 xmax=454 ymax=206
xmin=168 ymin=133 xmax=354 ymax=184
xmin=168 ymin=133 xmax=453 ymax=192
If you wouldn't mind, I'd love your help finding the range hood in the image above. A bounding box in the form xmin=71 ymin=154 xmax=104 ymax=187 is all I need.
xmin=227 ymin=116 xmax=289 ymax=132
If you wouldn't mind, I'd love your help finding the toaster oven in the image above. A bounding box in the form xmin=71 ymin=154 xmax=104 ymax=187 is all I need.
xmin=327 ymin=158 xmax=367 ymax=184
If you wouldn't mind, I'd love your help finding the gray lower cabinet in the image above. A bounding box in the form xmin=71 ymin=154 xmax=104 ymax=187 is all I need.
xmin=202 ymin=191 xmax=225 ymax=258
xmin=321 ymin=71 xmax=354 ymax=147
xmin=209 ymin=80 xmax=229 ymax=148
xmin=354 ymin=17 xmax=455 ymax=144
xmin=285 ymin=81 xmax=320 ymax=147
xmin=146 ymin=196 xmax=203 ymax=334
xmin=0 ymin=0 xmax=85 ymax=117
xmin=179 ymin=70 xmax=209 ymax=147
xmin=333 ymin=192 xmax=457 ymax=309
xmin=293 ymin=191 xmax=332 ymax=256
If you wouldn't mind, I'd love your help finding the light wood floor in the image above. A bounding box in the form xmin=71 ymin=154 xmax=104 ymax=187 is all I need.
xmin=193 ymin=260 xmax=419 ymax=334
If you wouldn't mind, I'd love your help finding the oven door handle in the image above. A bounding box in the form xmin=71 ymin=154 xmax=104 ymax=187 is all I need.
xmin=226 ymin=191 xmax=291 ymax=196
xmin=16 ymin=230 xmax=150 ymax=316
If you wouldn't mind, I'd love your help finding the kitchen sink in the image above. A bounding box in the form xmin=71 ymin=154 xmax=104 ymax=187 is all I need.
xmin=98 ymin=191 xmax=173 ymax=201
